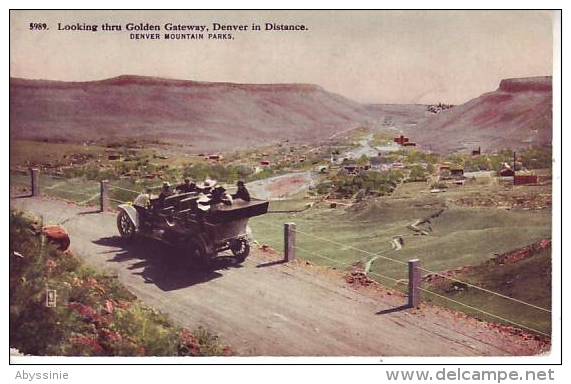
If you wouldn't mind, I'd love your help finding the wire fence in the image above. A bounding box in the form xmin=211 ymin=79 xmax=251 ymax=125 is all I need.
xmin=10 ymin=172 xmax=101 ymax=206
xmin=294 ymin=244 xmax=404 ymax=285
xmin=107 ymin=185 xmax=141 ymax=195
xmin=260 ymin=219 xmax=410 ymax=288
xmin=10 ymin=171 xmax=142 ymax=207
xmin=417 ymin=287 xmax=550 ymax=337
xmin=255 ymin=219 xmax=551 ymax=337
xmin=417 ymin=265 xmax=551 ymax=313
xmin=11 ymin=170 xmax=552 ymax=336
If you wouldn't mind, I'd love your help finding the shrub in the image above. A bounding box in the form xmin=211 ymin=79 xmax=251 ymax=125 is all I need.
xmin=330 ymin=170 xmax=404 ymax=198
xmin=9 ymin=211 xmax=230 ymax=356
xmin=430 ymin=182 xmax=448 ymax=189
xmin=407 ymin=165 xmax=427 ymax=182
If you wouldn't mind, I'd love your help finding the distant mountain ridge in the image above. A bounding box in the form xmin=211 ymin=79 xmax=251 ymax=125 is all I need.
xmin=10 ymin=75 xmax=374 ymax=151
xmin=10 ymin=75 xmax=553 ymax=153
xmin=406 ymin=76 xmax=552 ymax=153
xmin=10 ymin=75 xmax=325 ymax=92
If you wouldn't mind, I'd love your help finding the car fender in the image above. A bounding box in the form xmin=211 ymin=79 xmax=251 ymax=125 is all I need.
xmin=117 ymin=204 xmax=140 ymax=230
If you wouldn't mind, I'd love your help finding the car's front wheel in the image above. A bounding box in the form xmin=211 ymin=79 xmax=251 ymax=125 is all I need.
xmin=117 ymin=210 xmax=136 ymax=240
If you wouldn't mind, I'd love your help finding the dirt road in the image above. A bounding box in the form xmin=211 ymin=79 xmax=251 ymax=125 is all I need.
xmin=11 ymin=196 xmax=546 ymax=356
xmin=247 ymin=172 xmax=315 ymax=200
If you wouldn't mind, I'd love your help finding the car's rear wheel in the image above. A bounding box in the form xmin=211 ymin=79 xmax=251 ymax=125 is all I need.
xmin=186 ymin=236 xmax=215 ymax=268
xmin=230 ymin=238 xmax=250 ymax=262
xmin=117 ymin=210 xmax=136 ymax=239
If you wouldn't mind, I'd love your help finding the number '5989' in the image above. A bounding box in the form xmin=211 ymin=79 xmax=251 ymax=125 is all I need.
xmin=29 ymin=23 xmax=48 ymax=30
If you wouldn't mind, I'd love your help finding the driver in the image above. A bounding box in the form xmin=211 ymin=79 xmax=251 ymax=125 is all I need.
xmin=156 ymin=181 xmax=174 ymax=208
xmin=176 ymin=177 xmax=198 ymax=194
xmin=133 ymin=188 xmax=151 ymax=226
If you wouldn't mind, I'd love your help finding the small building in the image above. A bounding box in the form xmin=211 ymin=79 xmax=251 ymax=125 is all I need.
xmin=450 ymin=167 xmax=464 ymax=177
xmin=514 ymin=175 xmax=538 ymax=185
xmin=471 ymin=147 xmax=481 ymax=156
xmin=394 ymin=135 xmax=410 ymax=145
xmin=343 ymin=164 xmax=359 ymax=175
xmin=260 ymin=160 xmax=271 ymax=167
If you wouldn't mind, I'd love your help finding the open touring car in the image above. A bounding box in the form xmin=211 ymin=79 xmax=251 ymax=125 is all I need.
xmin=116 ymin=192 xmax=269 ymax=266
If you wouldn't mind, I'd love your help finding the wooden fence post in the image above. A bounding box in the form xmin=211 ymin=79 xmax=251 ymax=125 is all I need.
xmin=30 ymin=168 xmax=40 ymax=197
xmin=284 ymin=222 xmax=296 ymax=262
xmin=100 ymin=180 xmax=110 ymax=212
xmin=408 ymin=259 xmax=421 ymax=308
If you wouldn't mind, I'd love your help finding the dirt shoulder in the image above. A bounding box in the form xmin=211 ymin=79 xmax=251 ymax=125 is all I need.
xmin=10 ymin=195 xmax=548 ymax=356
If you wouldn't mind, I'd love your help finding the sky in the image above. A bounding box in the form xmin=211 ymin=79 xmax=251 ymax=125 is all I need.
xmin=10 ymin=10 xmax=555 ymax=104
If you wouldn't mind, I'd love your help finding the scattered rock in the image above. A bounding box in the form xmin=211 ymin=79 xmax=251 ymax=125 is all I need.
xmin=491 ymin=239 xmax=551 ymax=265
xmin=344 ymin=271 xmax=374 ymax=287
xmin=42 ymin=225 xmax=70 ymax=251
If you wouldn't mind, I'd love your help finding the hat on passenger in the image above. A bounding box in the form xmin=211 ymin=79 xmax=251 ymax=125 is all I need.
xmin=198 ymin=179 xmax=217 ymax=190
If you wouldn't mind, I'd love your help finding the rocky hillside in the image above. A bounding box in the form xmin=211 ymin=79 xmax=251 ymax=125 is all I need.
xmin=10 ymin=75 xmax=376 ymax=151
xmin=408 ymin=76 xmax=552 ymax=153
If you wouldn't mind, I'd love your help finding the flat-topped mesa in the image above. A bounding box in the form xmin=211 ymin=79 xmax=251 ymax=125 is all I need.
xmin=9 ymin=75 xmax=366 ymax=151
xmin=10 ymin=75 xmax=324 ymax=93
xmin=499 ymin=76 xmax=552 ymax=93
xmin=99 ymin=75 xmax=325 ymax=92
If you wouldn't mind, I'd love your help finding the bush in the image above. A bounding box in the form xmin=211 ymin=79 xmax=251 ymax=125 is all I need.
xmin=183 ymin=163 xmax=252 ymax=183
xmin=404 ymin=150 xmax=439 ymax=165
xmin=519 ymin=147 xmax=552 ymax=169
xmin=430 ymin=182 xmax=448 ymax=189
xmin=315 ymin=181 xmax=332 ymax=195
xmin=9 ymin=211 xmax=230 ymax=356
xmin=330 ymin=170 xmax=404 ymax=198
xmin=408 ymin=165 xmax=427 ymax=182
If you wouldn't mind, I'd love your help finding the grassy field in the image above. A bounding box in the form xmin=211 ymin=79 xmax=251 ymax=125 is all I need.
xmin=10 ymin=140 xmax=107 ymax=167
xmin=424 ymin=248 xmax=551 ymax=335
xmin=10 ymin=173 xmax=101 ymax=205
xmin=250 ymin=201 xmax=550 ymax=281
xmin=249 ymin=188 xmax=552 ymax=335
xmin=9 ymin=173 xmax=155 ymax=209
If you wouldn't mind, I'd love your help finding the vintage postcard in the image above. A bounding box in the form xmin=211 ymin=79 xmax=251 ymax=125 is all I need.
xmin=8 ymin=9 xmax=560 ymax=365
